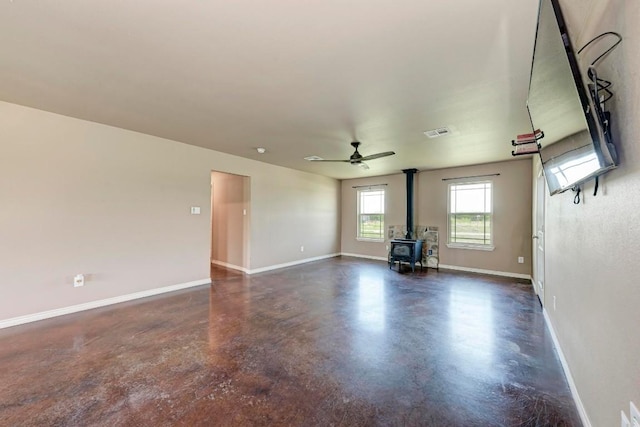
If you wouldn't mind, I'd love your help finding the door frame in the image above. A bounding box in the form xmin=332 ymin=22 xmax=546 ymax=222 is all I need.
xmin=534 ymin=170 xmax=546 ymax=306
xmin=210 ymin=171 xmax=251 ymax=274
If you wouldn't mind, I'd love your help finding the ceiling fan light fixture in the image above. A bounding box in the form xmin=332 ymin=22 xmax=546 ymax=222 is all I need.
xmin=304 ymin=155 xmax=324 ymax=161
xmin=256 ymin=147 xmax=266 ymax=154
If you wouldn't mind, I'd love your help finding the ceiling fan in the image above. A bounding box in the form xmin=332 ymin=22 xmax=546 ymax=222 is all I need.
xmin=306 ymin=141 xmax=395 ymax=170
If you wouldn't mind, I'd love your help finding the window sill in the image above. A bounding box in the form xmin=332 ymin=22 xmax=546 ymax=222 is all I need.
xmin=446 ymin=243 xmax=495 ymax=251
xmin=357 ymin=238 xmax=385 ymax=243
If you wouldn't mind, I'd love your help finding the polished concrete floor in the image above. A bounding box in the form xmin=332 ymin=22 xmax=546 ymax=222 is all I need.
xmin=0 ymin=257 xmax=581 ymax=426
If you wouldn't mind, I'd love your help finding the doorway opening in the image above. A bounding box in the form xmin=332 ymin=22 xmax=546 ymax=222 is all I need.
xmin=210 ymin=171 xmax=251 ymax=278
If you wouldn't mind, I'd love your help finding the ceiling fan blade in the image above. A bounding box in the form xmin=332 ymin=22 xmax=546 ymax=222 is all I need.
xmin=359 ymin=151 xmax=396 ymax=161
xmin=306 ymin=142 xmax=393 ymax=165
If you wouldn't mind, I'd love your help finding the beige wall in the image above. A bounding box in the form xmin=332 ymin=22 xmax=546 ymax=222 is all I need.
xmin=535 ymin=0 xmax=640 ymax=425
xmin=211 ymin=171 xmax=249 ymax=269
xmin=341 ymin=173 xmax=407 ymax=259
xmin=418 ymin=160 xmax=532 ymax=276
xmin=250 ymin=166 xmax=341 ymax=267
xmin=341 ymin=160 xmax=532 ymax=277
xmin=0 ymin=101 xmax=340 ymax=321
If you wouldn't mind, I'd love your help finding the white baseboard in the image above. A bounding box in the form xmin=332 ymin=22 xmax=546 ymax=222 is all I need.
xmin=248 ymin=253 xmax=340 ymax=274
xmin=438 ymin=264 xmax=531 ymax=280
xmin=0 ymin=278 xmax=211 ymax=330
xmin=210 ymin=259 xmax=249 ymax=274
xmin=543 ymin=309 xmax=592 ymax=427
xmin=340 ymin=252 xmax=389 ymax=262
xmin=530 ymin=278 xmax=542 ymax=300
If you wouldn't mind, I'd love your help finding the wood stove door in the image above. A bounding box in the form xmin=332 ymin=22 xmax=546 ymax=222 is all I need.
xmin=393 ymin=244 xmax=411 ymax=259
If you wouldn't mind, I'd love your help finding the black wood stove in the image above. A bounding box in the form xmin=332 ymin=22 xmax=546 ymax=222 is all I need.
xmin=389 ymin=239 xmax=423 ymax=272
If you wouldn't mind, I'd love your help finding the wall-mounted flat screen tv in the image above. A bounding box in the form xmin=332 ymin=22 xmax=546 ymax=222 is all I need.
xmin=527 ymin=0 xmax=617 ymax=196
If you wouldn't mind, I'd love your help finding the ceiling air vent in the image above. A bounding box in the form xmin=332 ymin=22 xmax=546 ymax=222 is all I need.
xmin=304 ymin=155 xmax=324 ymax=161
xmin=424 ymin=127 xmax=451 ymax=138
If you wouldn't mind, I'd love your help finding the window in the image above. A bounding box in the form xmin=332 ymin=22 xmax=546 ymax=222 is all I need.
xmin=357 ymin=188 xmax=385 ymax=241
xmin=448 ymin=181 xmax=493 ymax=249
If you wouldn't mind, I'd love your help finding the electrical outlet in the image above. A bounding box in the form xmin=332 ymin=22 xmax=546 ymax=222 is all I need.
xmin=622 ymin=411 xmax=631 ymax=427
xmin=300 ymin=246 xmax=304 ymax=252
xmin=518 ymin=256 xmax=524 ymax=264
xmin=630 ymin=402 xmax=640 ymax=427
xmin=74 ymin=274 xmax=84 ymax=287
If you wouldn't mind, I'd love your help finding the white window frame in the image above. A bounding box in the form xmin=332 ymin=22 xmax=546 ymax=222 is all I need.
xmin=356 ymin=187 xmax=385 ymax=242
xmin=447 ymin=180 xmax=495 ymax=251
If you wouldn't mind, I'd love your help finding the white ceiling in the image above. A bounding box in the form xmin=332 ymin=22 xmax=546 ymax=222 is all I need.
xmin=0 ymin=0 xmax=540 ymax=179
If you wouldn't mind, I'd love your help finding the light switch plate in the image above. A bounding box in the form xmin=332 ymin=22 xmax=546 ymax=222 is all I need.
xmin=74 ymin=274 xmax=84 ymax=287
xmin=191 ymin=207 xmax=201 ymax=215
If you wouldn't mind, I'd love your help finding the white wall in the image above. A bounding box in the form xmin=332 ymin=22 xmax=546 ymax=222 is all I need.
xmin=0 ymin=101 xmax=340 ymax=322
xmin=535 ymin=0 xmax=640 ymax=425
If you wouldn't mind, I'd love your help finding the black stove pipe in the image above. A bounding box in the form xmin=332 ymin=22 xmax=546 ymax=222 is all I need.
xmin=402 ymin=169 xmax=418 ymax=239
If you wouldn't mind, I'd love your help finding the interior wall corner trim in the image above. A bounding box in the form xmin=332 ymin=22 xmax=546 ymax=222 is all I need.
xmin=543 ymin=309 xmax=592 ymax=427
xmin=438 ymin=264 xmax=531 ymax=280
xmin=211 ymin=259 xmax=249 ymax=274
xmin=248 ymin=253 xmax=340 ymax=275
xmin=340 ymin=252 xmax=389 ymax=262
xmin=0 ymin=278 xmax=212 ymax=330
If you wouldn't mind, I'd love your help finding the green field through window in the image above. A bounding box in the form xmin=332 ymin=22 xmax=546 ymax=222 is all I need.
xmin=358 ymin=189 xmax=384 ymax=240
xmin=448 ymin=181 xmax=492 ymax=246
